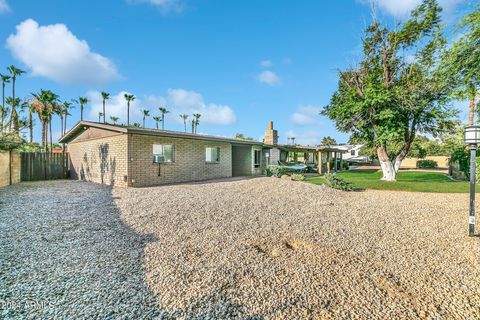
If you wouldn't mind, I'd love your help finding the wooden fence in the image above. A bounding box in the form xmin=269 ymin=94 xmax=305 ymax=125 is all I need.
xmin=20 ymin=152 xmax=68 ymax=181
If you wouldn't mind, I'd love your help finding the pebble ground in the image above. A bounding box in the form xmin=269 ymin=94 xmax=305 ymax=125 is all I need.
xmin=1 ymin=178 xmax=480 ymax=319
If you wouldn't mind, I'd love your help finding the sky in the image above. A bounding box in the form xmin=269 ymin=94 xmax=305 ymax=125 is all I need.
xmin=0 ymin=0 xmax=475 ymax=145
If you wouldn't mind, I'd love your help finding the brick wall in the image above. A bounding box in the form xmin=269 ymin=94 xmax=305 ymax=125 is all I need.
xmin=67 ymin=131 xmax=128 ymax=187
xmin=129 ymin=134 xmax=233 ymax=187
xmin=0 ymin=151 xmax=21 ymax=187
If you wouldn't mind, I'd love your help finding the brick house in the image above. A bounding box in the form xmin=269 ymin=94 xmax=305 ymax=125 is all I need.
xmin=59 ymin=121 xmax=265 ymax=187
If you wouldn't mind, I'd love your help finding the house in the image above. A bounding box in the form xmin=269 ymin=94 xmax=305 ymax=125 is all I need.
xmin=59 ymin=121 xmax=265 ymax=187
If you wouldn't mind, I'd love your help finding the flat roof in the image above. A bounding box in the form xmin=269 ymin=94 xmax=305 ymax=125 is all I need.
xmin=59 ymin=121 xmax=264 ymax=146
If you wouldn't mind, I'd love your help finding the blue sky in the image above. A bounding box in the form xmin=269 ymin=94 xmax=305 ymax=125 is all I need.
xmin=0 ymin=0 xmax=474 ymax=145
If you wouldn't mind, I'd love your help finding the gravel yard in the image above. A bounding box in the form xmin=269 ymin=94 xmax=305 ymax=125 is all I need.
xmin=1 ymin=178 xmax=480 ymax=319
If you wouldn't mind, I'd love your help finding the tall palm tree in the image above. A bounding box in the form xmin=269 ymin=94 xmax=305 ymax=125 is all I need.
xmin=153 ymin=116 xmax=161 ymax=129
xmin=78 ymin=97 xmax=88 ymax=121
xmin=101 ymin=92 xmax=110 ymax=123
xmin=5 ymin=97 xmax=20 ymax=139
xmin=142 ymin=109 xmax=150 ymax=128
xmin=62 ymin=101 xmax=73 ymax=135
xmin=7 ymin=65 xmax=25 ymax=138
xmin=180 ymin=114 xmax=189 ymax=132
xmin=98 ymin=112 xmax=103 ymax=123
xmin=24 ymin=100 xmax=35 ymax=143
xmin=0 ymin=73 xmax=11 ymax=137
xmin=158 ymin=107 xmax=169 ymax=130
xmin=193 ymin=113 xmax=201 ymax=134
xmin=110 ymin=116 xmax=119 ymax=125
xmin=31 ymin=90 xmax=51 ymax=149
xmin=124 ymin=93 xmax=135 ymax=126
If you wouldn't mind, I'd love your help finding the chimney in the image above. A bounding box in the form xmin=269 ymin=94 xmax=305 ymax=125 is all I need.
xmin=263 ymin=121 xmax=278 ymax=145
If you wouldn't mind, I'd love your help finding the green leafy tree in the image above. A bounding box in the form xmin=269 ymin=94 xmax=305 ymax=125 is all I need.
xmin=153 ymin=116 xmax=162 ymax=129
xmin=124 ymin=93 xmax=135 ymax=126
xmin=159 ymin=107 xmax=169 ymax=130
xmin=101 ymin=92 xmax=110 ymax=123
xmin=142 ymin=109 xmax=150 ymax=128
xmin=31 ymin=90 xmax=59 ymax=150
xmin=234 ymin=133 xmax=254 ymax=141
xmin=132 ymin=122 xmax=141 ymax=128
xmin=180 ymin=114 xmax=189 ymax=132
xmin=442 ymin=4 xmax=480 ymax=125
xmin=321 ymin=136 xmax=337 ymax=146
xmin=323 ymin=0 xmax=457 ymax=181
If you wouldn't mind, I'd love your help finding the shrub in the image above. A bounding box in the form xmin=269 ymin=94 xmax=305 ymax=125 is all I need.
xmin=324 ymin=173 xmax=353 ymax=191
xmin=416 ymin=160 xmax=438 ymax=168
xmin=266 ymin=165 xmax=286 ymax=177
xmin=290 ymin=173 xmax=305 ymax=181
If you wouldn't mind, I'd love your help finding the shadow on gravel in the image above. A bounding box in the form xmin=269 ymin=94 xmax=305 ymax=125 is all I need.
xmin=0 ymin=181 xmax=262 ymax=319
xmin=0 ymin=181 xmax=164 ymax=319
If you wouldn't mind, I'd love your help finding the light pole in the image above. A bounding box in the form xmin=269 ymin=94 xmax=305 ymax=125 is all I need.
xmin=464 ymin=125 xmax=480 ymax=237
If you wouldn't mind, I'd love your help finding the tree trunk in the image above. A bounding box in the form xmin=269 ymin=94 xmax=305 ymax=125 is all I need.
xmin=49 ymin=119 xmax=53 ymax=153
xmin=469 ymin=97 xmax=475 ymax=125
xmin=64 ymin=113 xmax=67 ymax=135
xmin=127 ymin=102 xmax=130 ymax=126
xmin=102 ymin=100 xmax=106 ymax=123
xmin=29 ymin=111 xmax=33 ymax=143
xmin=80 ymin=105 xmax=83 ymax=121
xmin=1 ymin=83 xmax=4 ymax=137
xmin=9 ymin=77 xmax=15 ymax=135
xmin=162 ymin=114 xmax=165 ymax=130
xmin=41 ymin=121 xmax=46 ymax=150
xmin=377 ymin=146 xmax=397 ymax=181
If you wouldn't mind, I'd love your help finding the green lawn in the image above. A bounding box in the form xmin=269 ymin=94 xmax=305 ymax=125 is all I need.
xmin=306 ymin=170 xmax=475 ymax=193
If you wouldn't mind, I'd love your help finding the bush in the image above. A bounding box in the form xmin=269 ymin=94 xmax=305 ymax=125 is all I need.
xmin=266 ymin=165 xmax=286 ymax=177
xmin=416 ymin=159 xmax=438 ymax=168
xmin=324 ymin=173 xmax=353 ymax=191
xmin=290 ymin=173 xmax=305 ymax=181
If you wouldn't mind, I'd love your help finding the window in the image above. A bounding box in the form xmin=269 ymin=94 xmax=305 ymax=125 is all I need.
xmin=153 ymin=144 xmax=174 ymax=162
xmin=206 ymin=147 xmax=220 ymax=163
xmin=254 ymin=150 xmax=261 ymax=168
xmin=351 ymin=150 xmax=356 ymax=156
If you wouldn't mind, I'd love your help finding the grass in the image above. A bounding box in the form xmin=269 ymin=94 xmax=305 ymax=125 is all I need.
xmin=306 ymin=170 xmax=475 ymax=193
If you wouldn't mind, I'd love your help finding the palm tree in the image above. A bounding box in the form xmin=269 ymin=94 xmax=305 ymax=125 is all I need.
xmin=180 ymin=114 xmax=189 ymax=132
xmin=7 ymin=65 xmax=25 ymax=138
xmin=191 ymin=118 xmax=195 ymax=134
xmin=98 ymin=112 xmax=103 ymax=123
xmin=193 ymin=113 xmax=201 ymax=134
xmin=153 ymin=116 xmax=161 ymax=129
xmin=5 ymin=97 xmax=20 ymax=139
xmin=78 ymin=97 xmax=88 ymax=121
xmin=101 ymin=92 xmax=109 ymax=123
xmin=62 ymin=101 xmax=73 ymax=135
xmin=142 ymin=109 xmax=150 ymax=128
xmin=110 ymin=116 xmax=119 ymax=125
xmin=159 ymin=107 xmax=169 ymax=130
xmin=124 ymin=93 xmax=135 ymax=126
xmin=132 ymin=122 xmax=141 ymax=128
xmin=0 ymin=73 xmax=11 ymax=137
xmin=24 ymin=100 xmax=35 ymax=143
xmin=31 ymin=90 xmax=55 ymax=150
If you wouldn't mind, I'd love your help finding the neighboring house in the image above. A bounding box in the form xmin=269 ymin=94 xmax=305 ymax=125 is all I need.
xmin=330 ymin=144 xmax=370 ymax=163
xmin=59 ymin=121 xmax=265 ymax=187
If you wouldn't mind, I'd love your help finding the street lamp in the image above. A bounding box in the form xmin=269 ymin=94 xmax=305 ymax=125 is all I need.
xmin=464 ymin=125 xmax=480 ymax=237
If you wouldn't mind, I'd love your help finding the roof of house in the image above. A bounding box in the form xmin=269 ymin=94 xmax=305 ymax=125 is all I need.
xmin=59 ymin=121 xmax=264 ymax=146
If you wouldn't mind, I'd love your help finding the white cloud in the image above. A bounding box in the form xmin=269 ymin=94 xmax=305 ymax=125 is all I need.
xmin=361 ymin=0 xmax=464 ymax=18
xmin=166 ymin=89 xmax=236 ymax=125
xmin=259 ymin=60 xmax=272 ymax=68
xmin=284 ymin=130 xmax=322 ymax=146
xmin=290 ymin=105 xmax=321 ymax=125
xmin=257 ymin=70 xmax=281 ymax=86
xmin=6 ymin=19 xmax=120 ymax=85
xmin=127 ymin=0 xmax=184 ymax=13
xmin=0 ymin=0 xmax=10 ymax=13
xmin=86 ymin=89 xmax=236 ymax=126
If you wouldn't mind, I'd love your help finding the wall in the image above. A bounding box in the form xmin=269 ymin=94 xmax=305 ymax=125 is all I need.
xmin=0 ymin=151 xmax=21 ymax=187
xmin=269 ymin=148 xmax=281 ymax=165
xmin=67 ymin=129 xmax=128 ymax=187
xmin=232 ymin=145 xmax=251 ymax=177
xmin=130 ymin=134 xmax=232 ymax=186
xmin=251 ymin=145 xmax=264 ymax=175
xmin=400 ymin=156 xmax=449 ymax=169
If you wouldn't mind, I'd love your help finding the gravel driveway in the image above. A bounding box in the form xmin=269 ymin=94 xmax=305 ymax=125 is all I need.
xmin=1 ymin=178 xmax=480 ymax=319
